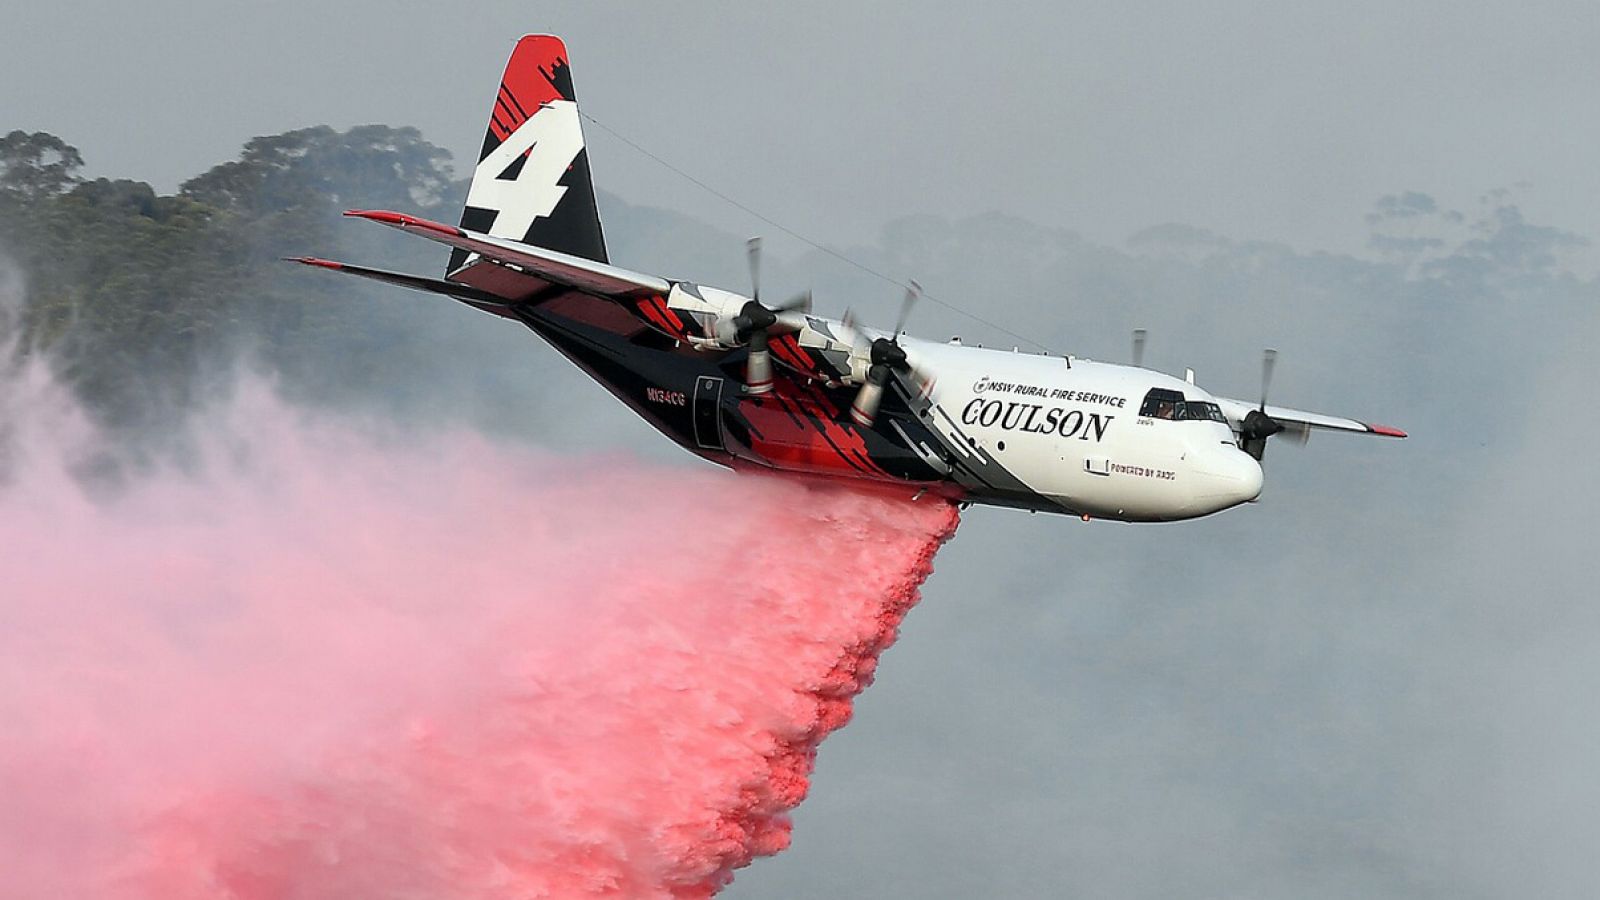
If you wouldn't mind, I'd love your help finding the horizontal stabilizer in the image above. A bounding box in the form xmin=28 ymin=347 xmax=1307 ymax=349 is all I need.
xmin=285 ymin=257 xmax=511 ymax=305
xmin=284 ymin=256 xmax=521 ymax=319
xmin=345 ymin=210 xmax=670 ymax=300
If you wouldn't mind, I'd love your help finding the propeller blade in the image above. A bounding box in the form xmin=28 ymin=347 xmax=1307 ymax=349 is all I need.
xmin=1132 ymin=328 xmax=1148 ymax=367
xmin=746 ymin=328 xmax=774 ymax=395
xmin=892 ymin=280 xmax=921 ymax=339
xmin=746 ymin=236 xmax=762 ymax=303
xmin=775 ymin=289 xmax=812 ymax=314
xmin=904 ymin=360 xmax=938 ymax=402
xmin=836 ymin=305 xmax=937 ymax=416
xmin=835 ymin=309 xmax=866 ymax=350
xmin=1234 ymin=348 xmax=1284 ymax=460
xmin=1260 ymin=348 xmax=1277 ymax=410
xmin=849 ymin=365 xmax=889 ymax=427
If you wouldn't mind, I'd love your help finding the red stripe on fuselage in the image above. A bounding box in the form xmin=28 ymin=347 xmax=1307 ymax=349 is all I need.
xmin=768 ymin=333 xmax=829 ymax=380
xmin=737 ymin=380 xmax=891 ymax=479
xmin=631 ymin=296 xmax=692 ymax=340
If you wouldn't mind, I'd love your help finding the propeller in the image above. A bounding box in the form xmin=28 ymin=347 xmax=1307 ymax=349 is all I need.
xmin=747 ymin=236 xmax=762 ymax=305
xmin=836 ymin=282 xmax=935 ymax=427
xmin=1132 ymin=328 xmax=1148 ymax=367
xmin=892 ymin=279 xmax=920 ymax=339
xmin=1238 ymin=348 xmax=1285 ymax=460
xmin=733 ymin=237 xmax=811 ymax=395
xmin=1259 ymin=347 xmax=1276 ymax=409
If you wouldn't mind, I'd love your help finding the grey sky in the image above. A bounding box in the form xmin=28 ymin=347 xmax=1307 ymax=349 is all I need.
xmin=9 ymin=4 xmax=1600 ymax=897
xmin=4 ymin=0 xmax=1596 ymax=264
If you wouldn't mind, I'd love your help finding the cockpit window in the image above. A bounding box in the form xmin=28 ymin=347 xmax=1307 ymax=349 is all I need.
xmin=1139 ymin=388 xmax=1185 ymax=420
xmin=1140 ymin=389 xmax=1228 ymax=423
xmin=1178 ymin=401 xmax=1228 ymax=423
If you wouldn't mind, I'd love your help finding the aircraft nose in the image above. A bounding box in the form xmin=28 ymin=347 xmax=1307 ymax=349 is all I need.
xmin=1194 ymin=447 xmax=1264 ymax=510
xmin=1229 ymin=451 xmax=1265 ymax=503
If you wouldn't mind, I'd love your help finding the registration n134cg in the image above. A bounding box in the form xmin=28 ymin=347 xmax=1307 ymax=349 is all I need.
xmin=292 ymin=35 xmax=1404 ymax=523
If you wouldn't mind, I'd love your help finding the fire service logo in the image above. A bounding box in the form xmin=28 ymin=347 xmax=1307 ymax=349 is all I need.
xmin=971 ymin=377 xmax=1126 ymax=408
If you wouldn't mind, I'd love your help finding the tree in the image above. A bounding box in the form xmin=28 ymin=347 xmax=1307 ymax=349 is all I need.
xmin=180 ymin=125 xmax=457 ymax=216
xmin=0 ymin=131 xmax=84 ymax=204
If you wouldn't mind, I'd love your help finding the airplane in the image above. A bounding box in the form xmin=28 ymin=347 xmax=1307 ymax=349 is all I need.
xmin=290 ymin=34 xmax=1405 ymax=523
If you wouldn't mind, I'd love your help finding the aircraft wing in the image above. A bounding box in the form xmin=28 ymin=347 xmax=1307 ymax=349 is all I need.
xmin=282 ymin=256 xmax=521 ymax=315
xmin=343 ymin=210 xmax=671 ymax=299
xmin=1215 ymin=397 xmax=1407 ymax=440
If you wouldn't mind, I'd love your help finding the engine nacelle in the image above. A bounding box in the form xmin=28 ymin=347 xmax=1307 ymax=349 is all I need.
xmin=663 ymin=282 xmax=753 ymax=349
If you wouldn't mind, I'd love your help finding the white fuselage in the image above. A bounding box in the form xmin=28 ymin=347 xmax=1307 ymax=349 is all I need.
xmin=660 ymin=286 xmax=1266 ymax=521
xmin=901 ymin=339 xmax=1264 ymax=521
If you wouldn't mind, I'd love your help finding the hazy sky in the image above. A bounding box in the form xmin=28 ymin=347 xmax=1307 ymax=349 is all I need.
xmin=8 ymin=5 xmax=1600 ymax=898
xmin=4 ymin=0 xmax=1596 ymax=262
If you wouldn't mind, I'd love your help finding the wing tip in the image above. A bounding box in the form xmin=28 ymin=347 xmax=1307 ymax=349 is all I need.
xmin=283 ymin=256 xmax=344 ymax=271
xmin=344 ymin=209 xmax=460 ymax=237
xmin=1368 ymin=424 xmax=1408 ymax=438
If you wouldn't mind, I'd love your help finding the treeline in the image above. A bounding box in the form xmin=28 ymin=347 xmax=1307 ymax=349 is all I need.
xmin=0 ymin=126 xmax=493 ymax=438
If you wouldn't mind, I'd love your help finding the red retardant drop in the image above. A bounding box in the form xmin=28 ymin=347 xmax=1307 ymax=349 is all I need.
xmin=0 ymin=364 xmax=959 ymax=899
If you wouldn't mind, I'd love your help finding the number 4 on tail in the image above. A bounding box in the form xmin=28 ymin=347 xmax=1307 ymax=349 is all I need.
xmin=464 ymin=99 xmax=585 ymax=242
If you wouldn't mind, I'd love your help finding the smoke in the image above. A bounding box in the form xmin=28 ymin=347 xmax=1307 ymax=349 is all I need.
xmin=0 ymin=274 xmax=959 ymax=897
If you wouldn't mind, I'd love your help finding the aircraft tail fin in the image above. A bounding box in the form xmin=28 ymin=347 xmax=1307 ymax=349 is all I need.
xmin=450 ymin=35 xmax=607 ymax=276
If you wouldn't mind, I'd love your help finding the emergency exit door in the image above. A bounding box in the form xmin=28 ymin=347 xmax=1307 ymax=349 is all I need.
xmin=693 ymin=376 xmax=725 ymax=450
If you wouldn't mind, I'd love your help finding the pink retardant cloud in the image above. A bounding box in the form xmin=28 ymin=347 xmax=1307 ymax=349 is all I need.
xmin=0 ymin=364 xmax=958 ymax=899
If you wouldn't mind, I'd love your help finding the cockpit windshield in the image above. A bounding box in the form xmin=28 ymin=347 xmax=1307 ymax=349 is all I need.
xmin=1139 ymin=388 xmax=1228 ymax=423
xmin=1139 ymin=388 xmax=1184 ymax=419
xmin=1180 ymin=401 xmax=1228 ymax=423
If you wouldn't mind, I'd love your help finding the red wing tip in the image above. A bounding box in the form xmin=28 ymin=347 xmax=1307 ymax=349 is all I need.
xmin=283 ymin=256 xmax=343 ymax=270
xmin=1369 ymin=425 xmax=1408 ymax=438
xmin=344 ymin=209 xmax=459 ymax=236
